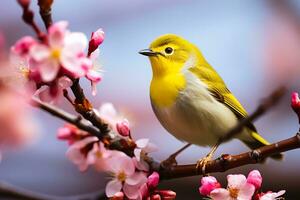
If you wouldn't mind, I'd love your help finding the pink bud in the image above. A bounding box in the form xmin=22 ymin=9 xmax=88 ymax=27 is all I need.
xmin=199 ymin=176 xmax=221 ymax=196
xmin=150 ymin=194 xmax=161 ymax=200
xmin=11 ymin=36 xmax=36 ymax=57
xmin=116 ymin=119 xmax=130 ymax=137
xmin=57 ymin=127 xmax=71 ymax=140
xmin=88 ymin=28 xmax=104 ymax=55
xmin=156 ymin=190 xmax=176 ymax=200
xmin=17 ymin=0 xmax=30 ymax=7
xmin=247 ymin=170 xmax=262 ymax=190
xmin=291 ymin=92 xmax=300 ymax=122
xmin=147 ymin=171 xmax=160 ymax=190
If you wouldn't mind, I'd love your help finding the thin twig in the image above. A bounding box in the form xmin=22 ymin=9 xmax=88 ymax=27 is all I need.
xmin=70 ymin=79 xmax=110 ymax=135
xmin=37 ymin=0 xmax=53 ymax=29
xmin=220 ymin=86 xmax=286 ymax=143
xmin=30 ymin=97 xmax=103 ymax=139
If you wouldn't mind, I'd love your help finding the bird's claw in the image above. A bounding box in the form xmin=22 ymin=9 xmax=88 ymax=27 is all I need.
xmin=196 ymin=154 xmax=214 ymax=175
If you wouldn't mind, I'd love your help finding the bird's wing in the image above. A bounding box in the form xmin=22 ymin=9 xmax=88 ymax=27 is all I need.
xmin=189 ymin=66 xmax=257 ymax=132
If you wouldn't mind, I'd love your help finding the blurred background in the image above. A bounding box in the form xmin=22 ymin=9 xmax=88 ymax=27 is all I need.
xmin=0 ymin=0 xmax=300 ymax=199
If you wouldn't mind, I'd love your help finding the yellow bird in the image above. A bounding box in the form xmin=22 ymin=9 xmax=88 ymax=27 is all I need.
xmin=139 ymin=34 xmax=282 ymax=169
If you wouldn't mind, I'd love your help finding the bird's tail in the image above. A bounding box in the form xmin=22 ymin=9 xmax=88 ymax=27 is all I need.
xmin=242 ymin=132 xmax=284 ymax=161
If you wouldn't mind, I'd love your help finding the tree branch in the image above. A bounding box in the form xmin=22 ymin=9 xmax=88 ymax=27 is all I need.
xmin=70 ymin=79 xmax=110 ymax=135
xmin=157 ymin=133 xmax=300 ymax=180
xmin=37 ymin=0 xmax=53 ymax=29
xmin=30 ymin=97 xmax=103 ymax=139
xmin=220 ymin=86 xmax=286 ymax=143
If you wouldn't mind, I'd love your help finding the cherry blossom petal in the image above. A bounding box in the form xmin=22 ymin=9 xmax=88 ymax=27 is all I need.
xmin=106 ymin=151 xmax=135 ymax=175
xmin=58 ymin=76 xmax=72 ymax=89
xmin=259 ymin=190 xmax=286 ymax=200
xmin=39 ymin=59 xmax=60 ymax=82
xmin=132 ymin=157 xmax=149 ymax=171
xmin=35 ymin=86 xmax=54 ymax=103
xmin=125 ymin=172 xmax=147 ymax=186
xmin=210 ymin=188 xmax=230 ymax=200
xmin=134 ymin=148 xmax=142 ymax=161
xmin=30 ymin=44 xmax=50 ymax=62
xmin=136 ymin=138 xmax=149 ymax=149
xmin=105 ymin=180 xmax=122 ymax=197
xmin=64 ymin=32 xmax=88 ymax=53
xmin=90 ymin=48 xmax=100 ymax=61
xmin=60 ymin=50 xmax=86 ymax=77
xmin=143 ymin=142 xmax=158 ymax=153
xmin=48 ymin=21 xmax=68 ymax=48
xmin=227 ymin=174 xmax=247 ymax=189
xmin=123 ymin=183 xmax=141 ymax=199
xmin=86 ymin=69 xmax=102 ymax=82
xmin=238 ymin=183 xmax=255 ymax=200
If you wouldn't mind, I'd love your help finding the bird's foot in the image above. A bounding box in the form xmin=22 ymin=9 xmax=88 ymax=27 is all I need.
xmin=196 ymin=153 xmax=214 ymax=175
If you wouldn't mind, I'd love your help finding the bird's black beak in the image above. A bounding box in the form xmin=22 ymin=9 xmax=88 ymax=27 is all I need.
xmin=139 ymin=49 xmax=157 ymax=56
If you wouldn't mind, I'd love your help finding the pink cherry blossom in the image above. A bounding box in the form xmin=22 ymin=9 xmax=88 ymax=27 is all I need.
xmin=116 ymin=119 xmax=130 ymax=137
xmin=0 ymin=86 xmax=37 ymax=160
xmin=57 ymin=123 xmax=89 ymax=145
xmin=35 ymin=76 xmax=72 ymax=103
xmin=247 ymin=170 xmax=262 ymax=190
xmin=66 ymin=136 xmax=99 ymax=171
xmin=29 ymin=21 xmax=88 ymax=82
xmin=134 ymin=138 xmax=158 ymax=162
xmin=258 ymin=190 xmax=285 ymax=200
xmin=86 ymin=142 xmax=122 ymax=172
xmin=95 ymin=103 xmax=128 ymax=134
xmin=199 ymin=176 xmax=221 ymax=196
xmin=85 ymin=49 xmax=102 ymax=96
xmin=105 ymin=152 xmax=147 ymax=199
xmin=11 ymin=36 xmax=36 ymax=58
xmin=210 ymin=174 xmax=255 ymax=200
xmin=88 ymin=28 xmax=104 ymax=55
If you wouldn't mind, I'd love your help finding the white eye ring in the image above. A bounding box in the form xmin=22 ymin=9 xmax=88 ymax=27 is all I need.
xmin=164 ymin=47 xmax=174 ymax=55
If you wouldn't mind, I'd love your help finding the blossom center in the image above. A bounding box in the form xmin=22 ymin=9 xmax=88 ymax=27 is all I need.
xmin=19 ymin=66 xmax=29 ymax=78
xmin=117 ymin=171 xmax=127 ymax=182
xmin=229 ymin=188 xmax=239 ymax=199
xmin=51 ymin=48 xmax=61 ymax=59
xmin=95 ymin=151 xmax=102 ymax=158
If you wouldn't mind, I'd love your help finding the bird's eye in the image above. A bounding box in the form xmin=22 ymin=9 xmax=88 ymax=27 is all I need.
xmin=165 ymin=47 xmax=173 ymax=54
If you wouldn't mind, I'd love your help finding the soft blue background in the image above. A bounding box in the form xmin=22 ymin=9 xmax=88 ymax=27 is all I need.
xmin=0 ymin=0 xmax=299 ymax=199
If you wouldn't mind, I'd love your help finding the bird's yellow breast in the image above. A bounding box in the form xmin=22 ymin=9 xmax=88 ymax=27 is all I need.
xmin=150 ymin=73 xmax=186 ymax=107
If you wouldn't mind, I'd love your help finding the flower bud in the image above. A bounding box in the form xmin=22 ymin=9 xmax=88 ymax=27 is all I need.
xmin=150 ymin=194 xmax=161 ymax=200
xmin=147 ymin=171 xmax=160 ymax=190
xmin=156 ymin=190 xmax=176 ymax=200
xmin=18 ymin=0 xmax=30 ymax=8
xmin=11 ymin=36 xmax=36 ymax=57
xmin=88 ymin=28 xmax=104 ymax=55
xmin=199 ymin=176 xmax=221 ymax=196
xmin=116 ymin=119 xmax=130 ymax=137
xmin=247 ymin=170 xmax=262 ymax=190
xmin=291 ymin=92 xmax=300 ymax=123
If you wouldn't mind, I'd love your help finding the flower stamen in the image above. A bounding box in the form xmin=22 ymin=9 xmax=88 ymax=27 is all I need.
xmin=117 ymin=171 xmax=127 ymax=182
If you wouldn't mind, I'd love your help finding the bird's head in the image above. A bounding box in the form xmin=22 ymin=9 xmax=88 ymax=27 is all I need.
xmin=139 ymin=34 xmax=206 ymax=78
